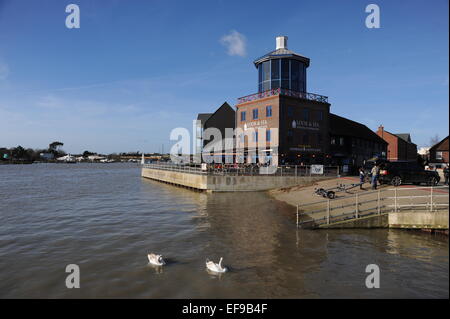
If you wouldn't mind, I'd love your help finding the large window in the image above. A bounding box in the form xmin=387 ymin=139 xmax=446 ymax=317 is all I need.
xmin=287 ymin=130 xmax=293 ymax=142
xmin=252 ymin=108 xmax=258 ymax=120
xmin=241 ymin=111 xmax=246 ymax=121
xmin=287 ymin=106 xmax=293 ymax=117
xmin=266 ymin=130 xmax=271 ymax=142
xmin=303 ymin=134 xmax=309 ymax=144
xmin=318 ymin=110 xmax=323 ymax=121
xmin=436 ymin=151 xmax=443 ymax=160
xmin=257 ymin=58 xmax=307 ymax=93
xmin=253 ymin=131 xmax=258 ymax=142
xmin=303 ymin=108 xmax=309 ymax=121
xmin=266 ymin=105 xmax=272 ymax=117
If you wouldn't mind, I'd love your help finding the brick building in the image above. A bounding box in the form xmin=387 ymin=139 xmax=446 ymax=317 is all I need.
xmin=376 ymin=125 xmax=417 ymax=161
xmin=429 ymin=136 xmax=449 ymax=166
xmin=330 ymin=114 xmax=387 ymax=170
xmin=235 ymin=36 xmax=330 ymax=165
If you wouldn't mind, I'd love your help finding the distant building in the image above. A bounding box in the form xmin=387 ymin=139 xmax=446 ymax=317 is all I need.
xmin=376 ymin=126 xmax=417 ymax=161
xmin=196 ymin=102 xmax=235 ymax=161
xmin=330 ymin=114 xmax=387 ymax=169
xmin=429 ymin=136 xmax=449 ymax=167
xmin=40 ymin=152 xmax=54 ymax=160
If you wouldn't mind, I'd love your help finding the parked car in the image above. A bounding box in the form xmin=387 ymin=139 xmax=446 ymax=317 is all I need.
xmin=362 ymin=158 xmax=388 ymax=183
xmin=377 ymin=161 xmax=440 ymax=186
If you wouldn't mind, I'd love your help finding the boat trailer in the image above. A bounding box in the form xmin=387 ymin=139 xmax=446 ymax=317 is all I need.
xmin=314 ymin=182 xmax=363 ymax=199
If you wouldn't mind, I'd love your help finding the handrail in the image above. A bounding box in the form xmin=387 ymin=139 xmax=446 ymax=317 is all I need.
xmin=237 ymin=88 xmax=328 ymax=104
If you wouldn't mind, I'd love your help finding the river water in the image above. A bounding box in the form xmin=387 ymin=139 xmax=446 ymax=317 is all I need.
xmin=0 ymin=163 xmax=448 ymax=298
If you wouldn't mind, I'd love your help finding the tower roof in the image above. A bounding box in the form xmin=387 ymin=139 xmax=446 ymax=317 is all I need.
xmin=253 ymin=36 xmax=310 ymax=68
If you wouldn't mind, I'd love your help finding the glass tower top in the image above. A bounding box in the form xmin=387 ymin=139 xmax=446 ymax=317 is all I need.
xmin=254 ymin=36 xmax=310 ymax=94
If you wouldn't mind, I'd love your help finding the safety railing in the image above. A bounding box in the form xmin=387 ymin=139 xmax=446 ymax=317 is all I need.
xmin=296 ymin=185 xmax=449 ymax=227
xmin=142 ymin=163 xmax=339 ymax=177
xmin=385 ymin=186 xmax=449 ymax=212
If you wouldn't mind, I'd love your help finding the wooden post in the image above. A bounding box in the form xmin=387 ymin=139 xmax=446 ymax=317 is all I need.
xmin=355 ymin=193 xmax=359 ymax=218
xmin=296 ymin=205 xmax=299 ymax=228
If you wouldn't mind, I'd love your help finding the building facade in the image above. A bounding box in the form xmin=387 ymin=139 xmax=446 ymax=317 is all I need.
xmin=235 ymin=36 xmax=330 ymax=165
xmin=376 ymin=126 xmax=418 ymax=161
xmin=429 ymin=136 xmax=449 ymax=166
xmin=196 ymin=102 xmax=235 ymax=161
xmin=330 ymin=114 xmax=387 ymax=171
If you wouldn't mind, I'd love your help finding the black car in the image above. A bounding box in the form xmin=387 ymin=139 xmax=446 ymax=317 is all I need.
xmin=377 ymin=161 xmax=440 ymax=186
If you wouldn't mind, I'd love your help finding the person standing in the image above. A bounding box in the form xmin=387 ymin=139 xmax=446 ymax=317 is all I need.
xmin=444 ymin=164 xmax=449 ymax=186
xmin=359 ymin=167 xmax=365 ymax=190
xmin=371 ymin=164 xmax=379 ymax=190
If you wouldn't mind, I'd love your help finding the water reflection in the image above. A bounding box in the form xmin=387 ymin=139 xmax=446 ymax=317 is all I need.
xmin=0 ymin=164 xmax=447 ymax=298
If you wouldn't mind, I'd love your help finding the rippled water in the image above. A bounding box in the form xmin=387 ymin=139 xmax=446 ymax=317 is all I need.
xmin=0 ymin=163 xmax=448 ymax=298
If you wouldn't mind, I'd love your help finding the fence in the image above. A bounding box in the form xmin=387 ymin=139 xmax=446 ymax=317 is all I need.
xmin=142 ymin=163 xmax=339 ymax=177
xmin=296 ymin=185 xmax=449 ymax=227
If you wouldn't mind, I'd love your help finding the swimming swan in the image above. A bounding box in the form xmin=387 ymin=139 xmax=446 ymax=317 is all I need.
xmin=206 ymin=257 xmax=227 ymax=273
xmin=148 ymin=253 xmax=165 ymax=266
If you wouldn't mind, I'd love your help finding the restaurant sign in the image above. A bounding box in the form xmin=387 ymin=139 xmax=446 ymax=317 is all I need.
xmin=291 ymin=120 xmax=319 ymax=130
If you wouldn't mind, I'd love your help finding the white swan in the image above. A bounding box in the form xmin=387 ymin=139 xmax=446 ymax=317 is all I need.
xmin=206 ymin=257 xmax=227 ymax=273
xmin=147 ymin=253 xmax=165 ymax=266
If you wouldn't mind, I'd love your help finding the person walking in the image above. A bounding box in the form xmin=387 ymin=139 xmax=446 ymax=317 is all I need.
xmin=371 ymin=164 xmax=379 ymax=190
xmin=444 ymin=164 xmax=449 ymax=186
xmin=359 ymin=167 xmax=365 ymax=190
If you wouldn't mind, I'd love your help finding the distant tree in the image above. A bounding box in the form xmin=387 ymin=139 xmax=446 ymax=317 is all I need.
xmin=11 ymin=145 xmax=27 ymax=159
xmin=49 ymin=141 xmax=63 ymax=151
xmin=429 ymin=135 xmax=440 ymax=147
xmin=48 ymin=141 xmax=65 ymax=157
xmin=82 ymin=150 xmax=95 ymax=157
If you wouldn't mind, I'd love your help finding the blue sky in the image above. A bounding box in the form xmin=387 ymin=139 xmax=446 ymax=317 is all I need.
xmin=0 ymin=0 xmax=448 ymax=154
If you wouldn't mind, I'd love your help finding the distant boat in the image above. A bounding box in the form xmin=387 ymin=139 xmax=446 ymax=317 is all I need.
xmin=56 ymin=154 xmax=76 ymax=163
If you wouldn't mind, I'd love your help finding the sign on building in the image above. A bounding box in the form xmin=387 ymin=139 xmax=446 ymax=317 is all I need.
xmin=311 ymin=164 xmax=324 ymax=175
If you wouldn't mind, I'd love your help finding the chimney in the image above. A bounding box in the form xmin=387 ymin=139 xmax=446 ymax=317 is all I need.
xmin=276 ymin=36 xmax=288 ymax=50
xmin=377 ymin=125 xmax=384 ymax=138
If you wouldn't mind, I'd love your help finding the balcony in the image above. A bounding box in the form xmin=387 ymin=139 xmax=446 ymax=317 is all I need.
xmin=237 ymin=88 xmax=328 ymax=105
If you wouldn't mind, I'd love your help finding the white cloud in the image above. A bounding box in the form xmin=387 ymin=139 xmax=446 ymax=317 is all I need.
xmin=220 ymin=30 xmax=247 ymax=57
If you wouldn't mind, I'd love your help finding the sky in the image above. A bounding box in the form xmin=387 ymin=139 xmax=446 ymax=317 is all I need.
xmin=0 ymin=0 xmax=448 ymax=154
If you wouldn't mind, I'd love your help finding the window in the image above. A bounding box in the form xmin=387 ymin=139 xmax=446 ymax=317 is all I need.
xmin=287 ymin=106 xmax=293 ymax=117
xmin=287 ymin=130 xmax=293 ymax=142
xmin=252 ymin=108 xmax=258 ymax=120
xmin=266 ymin=130 xmax=271 ymax=142
xmin=253 ymin=131 xmax=258 ymax=142
xmin=240 ymin=111 xmax=246 ymax=121
xmin=303 ymin=108 xmax=309 ymax=121
xmin=436 ymin=151 xmax=443 ymax=160
xmin=303 ymin=134 xmax=309 ymax=144
xmin=331 ymin=137 xmax=336 ymax=145
xmin=266 ymin=105 xmax=272 ymax=117
xmin=339 ymin=137 xmax=344 ymax=146
xmin=318 ymin=110 xmax=323 ymax=121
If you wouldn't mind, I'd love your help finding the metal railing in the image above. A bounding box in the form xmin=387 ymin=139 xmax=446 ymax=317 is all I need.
xmin=385 ymin=186 xmax=449 ymax=212
xmin=296 ymin=189 xmax=386 ymax=227
xmin=296 ymin=185 xmax=449 ymax=227
xmin=237 ymin=88 xmax=328 ymax=104
xmin=142 ymin=163 xmax=339 ymax=177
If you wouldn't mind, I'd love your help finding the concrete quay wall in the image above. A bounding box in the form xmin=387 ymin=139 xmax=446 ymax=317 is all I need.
xmin=388 ymin=211 xmax=449 ymax=229
xmin=141 ymin=167 xmax=330 ymax=191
